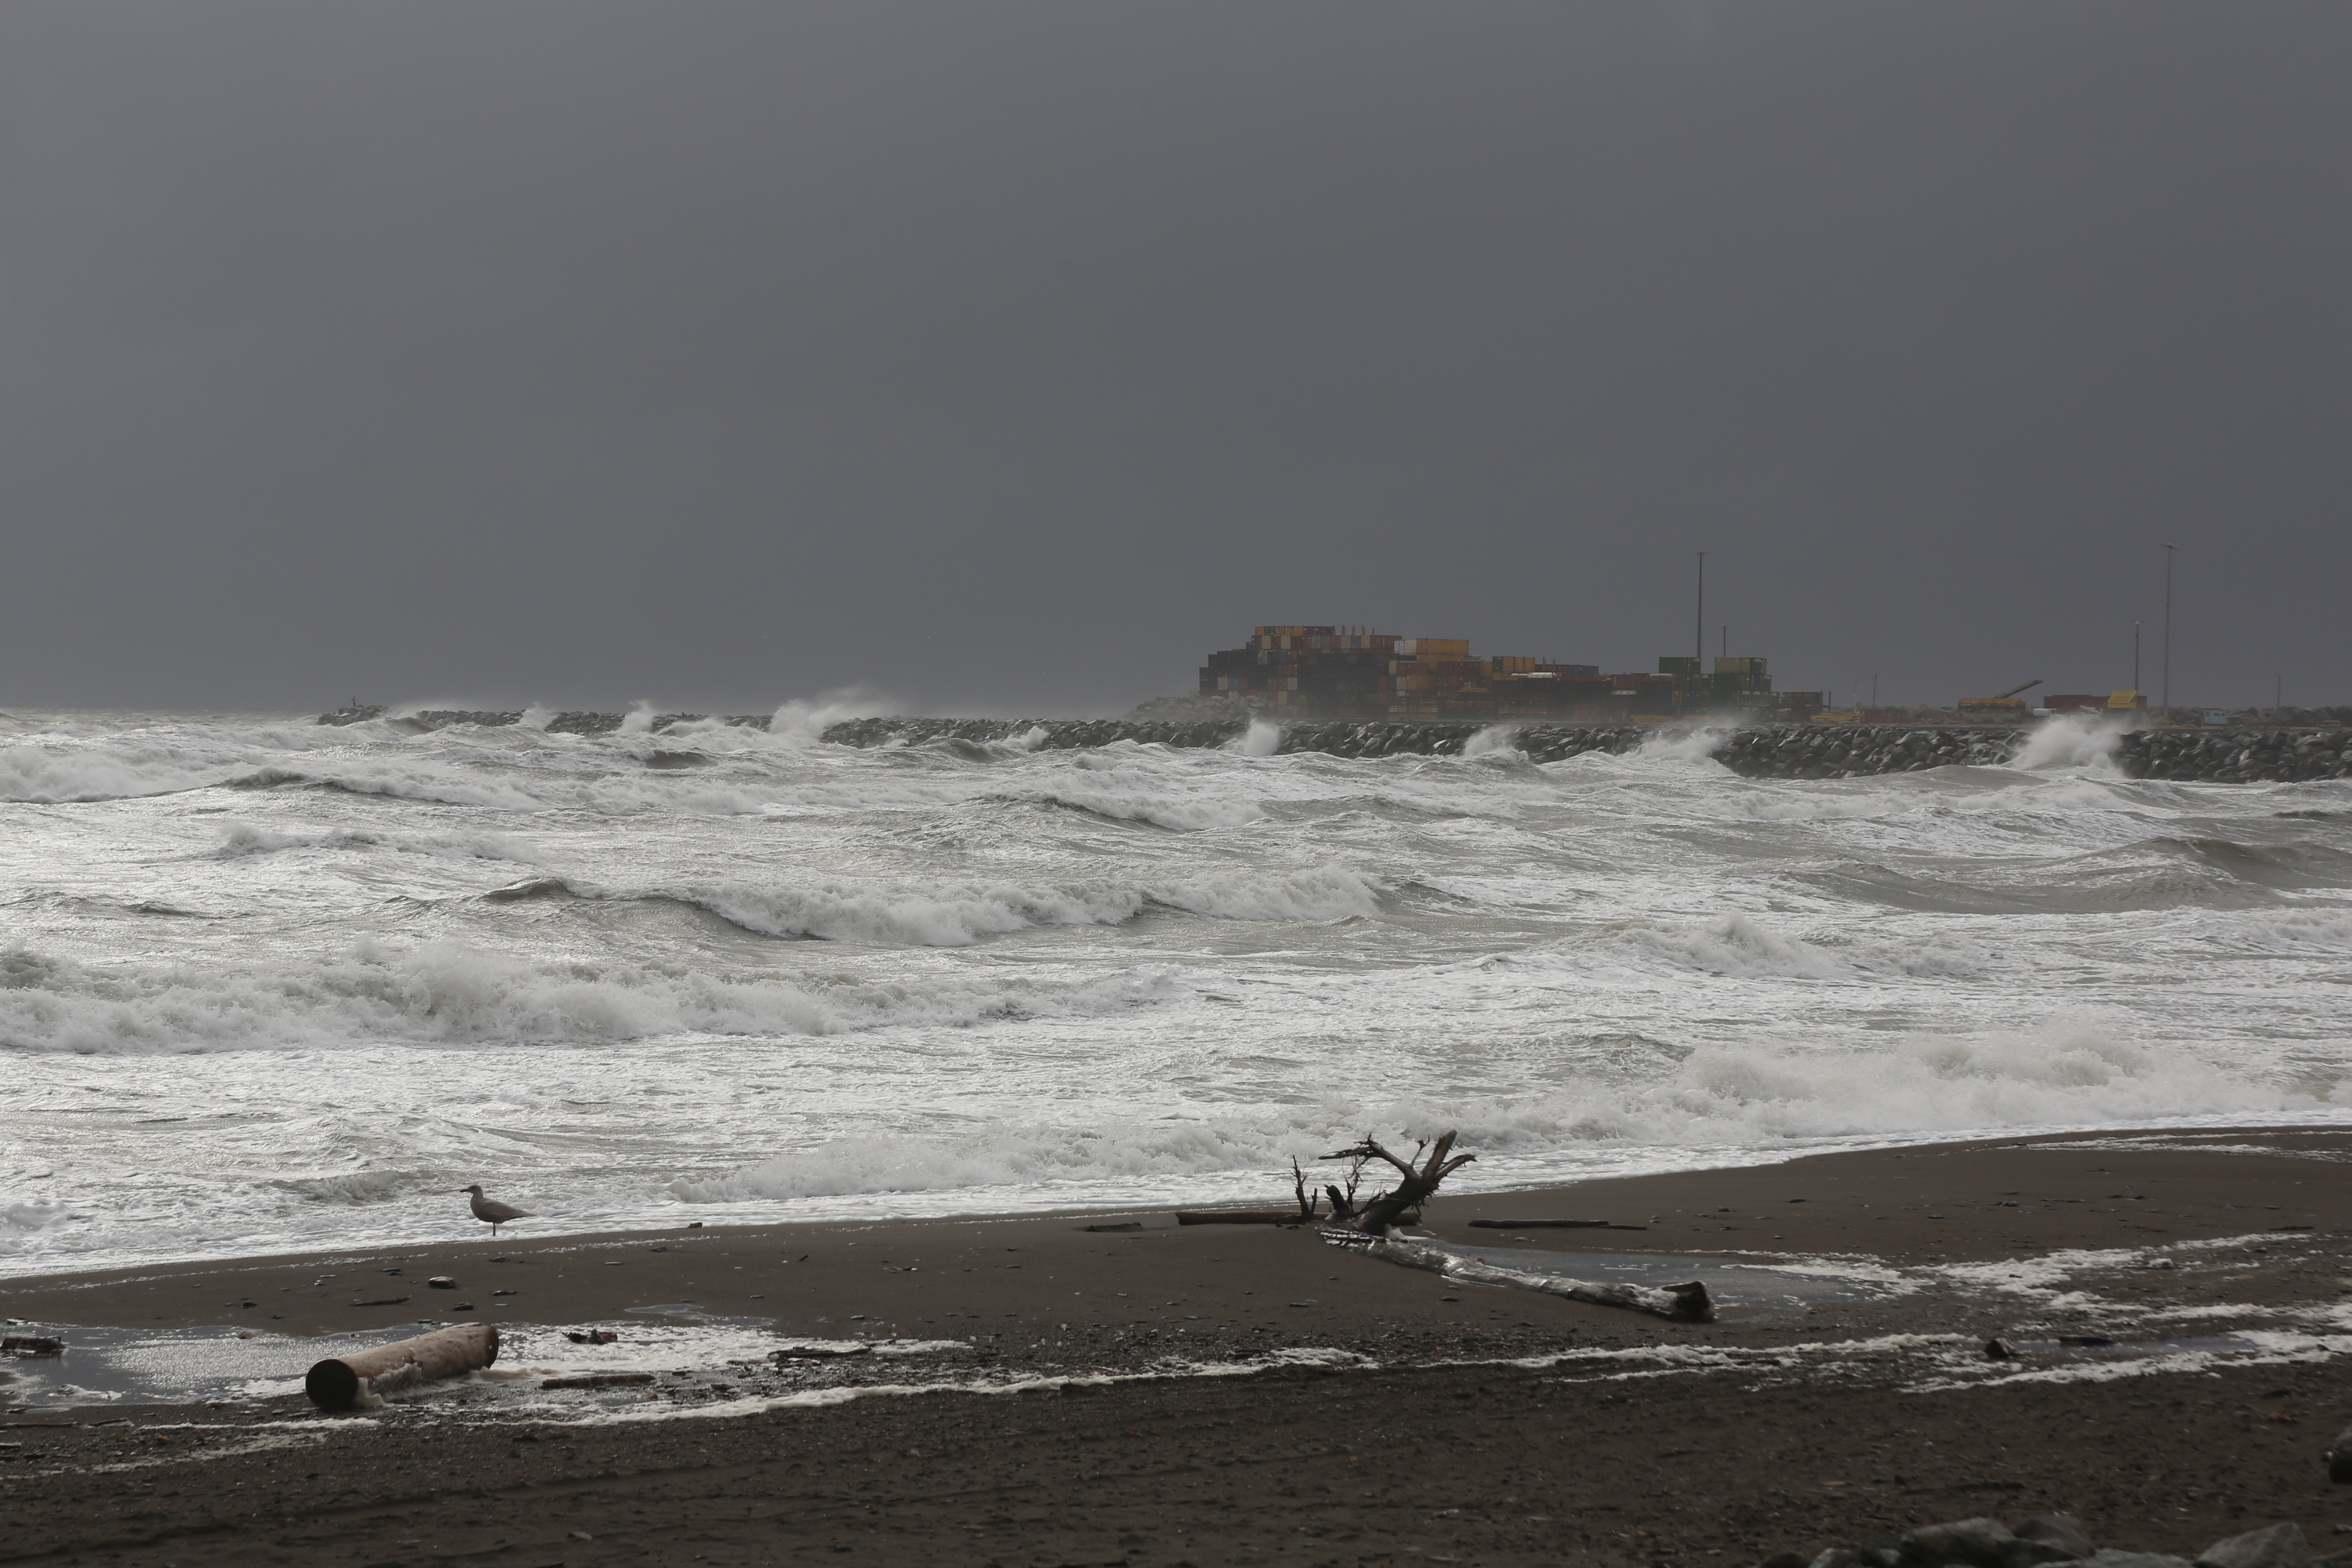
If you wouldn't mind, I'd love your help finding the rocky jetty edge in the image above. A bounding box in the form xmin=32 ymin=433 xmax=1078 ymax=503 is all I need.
xmin=318 ymin=704 xmax=2352 ymax=783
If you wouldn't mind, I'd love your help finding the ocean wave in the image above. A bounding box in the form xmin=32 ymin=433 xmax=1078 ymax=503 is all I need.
xmin=686 ymin=1024 xmax=2325 ymax=1204
xmin=1536 ymin=914 xmax=1993 ymax=983
xmin=218 ymin=760 xmax=788 ymax=816
xmin=666 ymin=864 xmax=1381 ymax=946
xmin=0 ymin=941 xmax=1188 ymax=1055
xmin=210 ymin=822 xmax=543 ymax=863
xmin=0 ymin=742 xmax=234 ymax=803
xmin=991 ymin=790 xmax=1263 ymax=832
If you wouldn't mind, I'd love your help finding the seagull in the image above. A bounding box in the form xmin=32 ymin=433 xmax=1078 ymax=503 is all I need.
xmin=461 ymin=1184 xmax=532 ymax=1236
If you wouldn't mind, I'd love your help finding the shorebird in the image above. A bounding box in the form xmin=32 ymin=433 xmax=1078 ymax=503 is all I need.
xmin=460 ymin=1184 xmax=532 ymax=1236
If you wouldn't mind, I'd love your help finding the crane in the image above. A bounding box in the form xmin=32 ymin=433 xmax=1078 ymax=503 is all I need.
xmin=1960 ymin=678 xmax=2042 ymax=711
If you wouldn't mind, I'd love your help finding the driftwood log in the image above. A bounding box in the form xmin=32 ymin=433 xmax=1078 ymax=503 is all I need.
xmin=1468 ymin=1218 xmax=1649 ymax=1231
xmin=1334 ymin=1234 xmax=1714 ymax=1322
xmin=1322 ymin=1132 xmax=1476 ymax=1234
xmin=542 ymin=1371 xmax=654 ymax=1389
xmin=305 ymin=1321 xmax=499 ymax=1410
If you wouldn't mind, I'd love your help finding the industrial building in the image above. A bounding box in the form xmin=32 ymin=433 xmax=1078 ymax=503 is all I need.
xmin=1199 ymin=626 xmax=1811 ymax=722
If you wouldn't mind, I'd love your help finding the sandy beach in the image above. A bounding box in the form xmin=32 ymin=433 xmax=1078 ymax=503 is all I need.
xmin=7 ymin=1126 xmax=2352 ymax=1566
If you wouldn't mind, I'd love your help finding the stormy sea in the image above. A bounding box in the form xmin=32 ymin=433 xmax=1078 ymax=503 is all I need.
xmin=3 ymin=706 xmax=2348 ymax=1275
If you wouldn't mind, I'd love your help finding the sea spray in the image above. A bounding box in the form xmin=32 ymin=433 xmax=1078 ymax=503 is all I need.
xmin=2010 ymin=712 xmax=2128 ymax=773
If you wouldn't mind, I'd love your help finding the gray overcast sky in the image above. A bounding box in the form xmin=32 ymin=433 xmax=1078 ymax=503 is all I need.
xmin=2 ymin=1 xmax=2345 ymax=715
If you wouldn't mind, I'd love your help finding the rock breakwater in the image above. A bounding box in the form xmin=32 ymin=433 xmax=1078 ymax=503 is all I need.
xmin=317 ymin=705 xmax=767 ymax=735
xmin=316 ymin=707 xmax=2352 ymax=783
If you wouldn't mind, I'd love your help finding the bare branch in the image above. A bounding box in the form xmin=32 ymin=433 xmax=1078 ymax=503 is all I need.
xmin=1319 ymin=1137 xmax=1418 ymax=1181
xmin=1312 ymin=1129 xmax=1478 ymax=1234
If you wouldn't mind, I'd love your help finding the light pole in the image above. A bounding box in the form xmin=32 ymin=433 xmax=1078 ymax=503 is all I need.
xmin=2133 ymin=620 xmax=2141 ymax=694
xmin=1693 ymin=551 xmax=1706 ymax=669
xmin=2161 ymin=544 xmax=2175 ymax=715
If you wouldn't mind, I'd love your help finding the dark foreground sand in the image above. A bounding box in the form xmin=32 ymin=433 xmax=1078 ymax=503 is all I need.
xmin=6 ymin=1127 xmax=2352 ymax=1566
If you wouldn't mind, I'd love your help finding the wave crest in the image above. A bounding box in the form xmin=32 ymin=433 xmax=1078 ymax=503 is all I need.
xmin=0 ymin=941 xmax=1187 ymax=1055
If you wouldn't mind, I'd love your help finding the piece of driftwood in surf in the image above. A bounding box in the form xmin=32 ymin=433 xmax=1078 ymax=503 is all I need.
xmin=1332 ymin=1233 xmax=1715 ymax=1322
xmin=1467 ymin=1218 xmax=1648 ymax=1231
xmin=542 ymin=1372 xmax=655 ymax=1390
xmin=305 ymin=1322 xmax=499 ymax=1410
xmin=1320 ymin=1131 xmax=1476 ymax=1234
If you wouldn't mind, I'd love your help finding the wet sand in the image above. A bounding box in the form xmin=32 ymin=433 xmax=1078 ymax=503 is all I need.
xmin=7 ymin=1127 xmax=2352 ymax=1566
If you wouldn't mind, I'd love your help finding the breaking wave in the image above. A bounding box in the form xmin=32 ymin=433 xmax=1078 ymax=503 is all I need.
xmin=486 ymin=864 xmax=1383 ymax=946
xmin=0 ymin=942 xmax=1188 ymax=1055
xmin=693 ymin=1024 xmax=2328 ymax=1205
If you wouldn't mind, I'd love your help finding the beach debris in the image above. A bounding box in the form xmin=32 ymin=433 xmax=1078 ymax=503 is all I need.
xmin=565 ymin=1329 xmax=620 ymax=1344
xmin=427 ymin=1276 xmax=458 ymax=1290
xmin=1334 ymin=1233 xmax=1714 ymax=1322
xmin=771 ymin=1343 xmax=871 ymax=1361
xmin=1984 ymin=1338 xmax=2015 ymax=1359
xmin=461 ymin=1183 xmax=532 ymax=1236
xmin=352 ymin=1297 xmax=410 ymax=1307
xmin=3 ymin=1336 xmax=65 ymax=1356
xmin=305 ymin=1321 xmax=499 ymax=1410
xmin=542 ymin=1373 xmax=655 ymax=1390
xmin=1176 ymin=1210 xmax=1306 ymax=1226
xmin=1319 ymin=1131 xmax=1476 ymax=1234
xmin=1751 ymin=1513 xmax=2320 ymax=1568
xmin=1084 ymin=1222 xmax=1144 ymax=1232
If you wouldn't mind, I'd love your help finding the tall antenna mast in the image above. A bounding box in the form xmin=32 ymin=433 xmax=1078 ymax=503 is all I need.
xmin=2161 ymin=544 xmax=2176 ymax=713
xmin=1693 ymin=551 xmax=1706 ymax=668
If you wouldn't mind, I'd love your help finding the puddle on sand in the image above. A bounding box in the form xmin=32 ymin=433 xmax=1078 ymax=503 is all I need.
xmin=0 ymin=1312 xmax=967 ymax=1413
xmin=0 ymin=1321 xmax=450 ymax=1409
xmin=1424 ymin=1243 xmax=1882 ymax=1309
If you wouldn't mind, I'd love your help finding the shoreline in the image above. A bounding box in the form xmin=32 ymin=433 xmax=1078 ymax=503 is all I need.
xmin=7 ymin=1123 xmax=2345 ymax=1359
xmin=8 ymin=1125 xmax=2352 ymax=1564
xmin=16 ymin=1113 xmax=2352 ymax=1291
